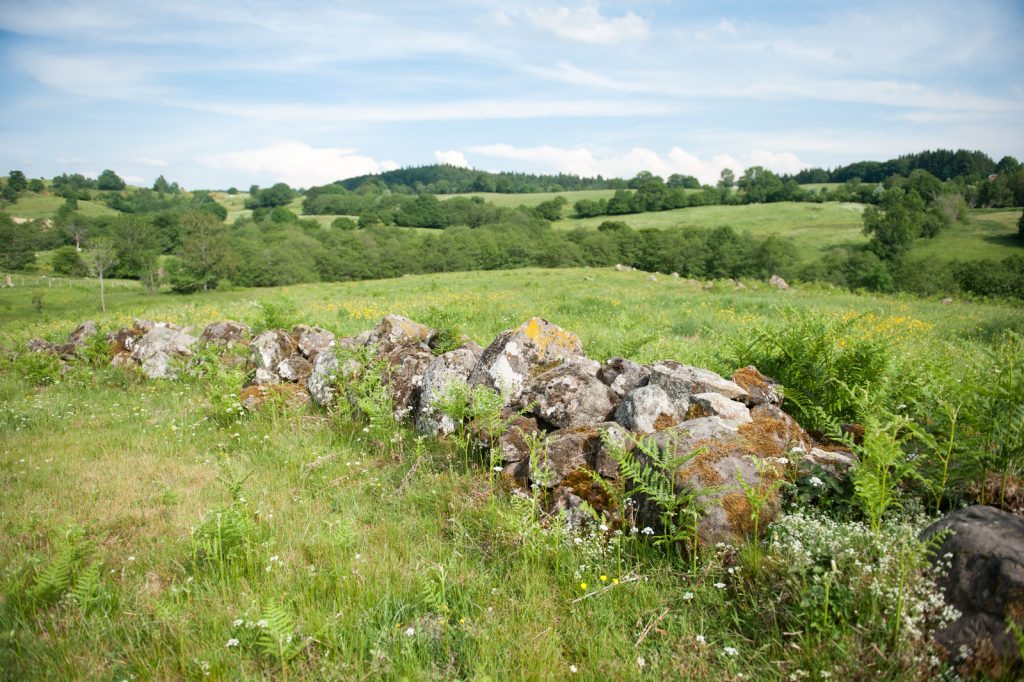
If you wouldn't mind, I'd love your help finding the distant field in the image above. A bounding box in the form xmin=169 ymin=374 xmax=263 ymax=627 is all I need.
xmin=554 ymin=201 xmax=869 ymax=259
xmin=911 ymin=209 xmax=1023 ymax=262
xmin=8 ymin=194 xmax=117 ymax=220
xmin=443 ymin=189 xmax=619 ymax=210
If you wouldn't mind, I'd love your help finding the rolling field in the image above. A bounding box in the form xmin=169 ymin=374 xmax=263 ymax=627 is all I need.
xmin=443 ymin=189 xmax=620 ymax=210
xmin=912 ymin=209 xmax=1024 ymax=262
xmin=7 ymin=194 xmax=118 ymax=220
xmin=1 ymin=267 xmax=1021 ymax=680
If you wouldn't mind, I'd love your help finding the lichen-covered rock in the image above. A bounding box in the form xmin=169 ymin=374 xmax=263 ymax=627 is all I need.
xmin=366 ymin=315 xmax=434 ymax=355
xmin=531 ymin=428 xmax=603 ymax=488
xmin=648 ymin=360 xmax=749 ymax=405
xmin=253 ymin=368 xmax=281 ymax=386
xmin=597 ymin=357 xmax=650 ymax=398
xmin=26 ymin=338 xmax=55 ymax=354
xmin=249 ymin=330 xmax=296 ymax=373
xmin=200 ymin=320 xmax=250 ymax=345
xmin=496 ymin=415 xmax=543 ymax=479
xmin=593 ymin=421 xmax=630 ymax=478
xmin=277 ymin=355 xmax=313 ymax=384
xmin=521 ymin=360 xmax=616 ymax=430
xmin=923 ymin=505 xmax=1024 ymax=678
xmin=109 ymin=327 xmax=142 ymax=356
xmin=294 ymin=325 xmax=335 ymax=360
xmin=631 ymin=416 xmax=791 ymax=546
xmin=67 ymin=320 xmax=98 ymax=348
xmin=614 ymin=384 xmax=678 ymax=434
xmin=749 ymin=403 xmax=813 ymax=454
xmin=307 ymin=343 xmax=339 ymax=407
xmin=383 ymin=344 xmax=433 ymax=420
xmin=415 ymin=344 xmax=483 ymax=436
xmin=685 ymin=392 xmax=752 ymax=427
xmin=240 ymin=383 xmax=311 ymax=412
xmin=131 ymin=324 xmax=198 ymax=379
xmin=731 ymin=366 xmax=783 ymax=406
xmin=469 ymin=317 xmax=586 ymax=405
xmin=110 ymin=351 xmax=135 ymax=369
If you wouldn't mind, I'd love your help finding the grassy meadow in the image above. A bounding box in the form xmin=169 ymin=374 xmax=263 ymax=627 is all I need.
xmin=2 ymin=267 xmax=1022 ymax=680
xmin=7 ymin=194 xmax=118 ymax=220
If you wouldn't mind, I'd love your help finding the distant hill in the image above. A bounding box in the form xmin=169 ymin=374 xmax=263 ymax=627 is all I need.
xmin=788 ymin=149 xmax=1001 ymax=184
xmin=335 ymin=164 xmax=620 ymax=195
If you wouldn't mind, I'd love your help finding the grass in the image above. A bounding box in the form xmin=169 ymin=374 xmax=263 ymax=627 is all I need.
xmin=0 ymin=267 xmax=1019 ymax=679
xmin=7 ymin=194 xmax=118 ymax=220
xmin=912 ymin=209 xmax=1024 ymax=262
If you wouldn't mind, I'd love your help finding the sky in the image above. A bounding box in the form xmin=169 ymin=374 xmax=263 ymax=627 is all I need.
xmin=0 ymin=0 xmax=1022 ymax=189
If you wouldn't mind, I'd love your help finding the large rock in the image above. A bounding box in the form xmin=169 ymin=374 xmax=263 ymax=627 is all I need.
xmin=614 ymin=384 xmax=678 ymax=434
xmin=200 ymin=320 xmax=250 ymax=345
xmin=293 ymin=325 xmax=335 ymax=360
xmin=597 ymin=357 xmax=650 ymax=398
xmin=749 ymin=403 xmax=813 ymax=454
xmin=630 ymin=415 xmax=791 ymax=546
xmin=366 ymin=315 xmax=434 ymax=355
xmin=923 ymin=506 xmax=1024 ymax=677
xmin=250 ymin=330 xmax=296 ymax=373
xmin=496 ymin=415 xmax=544 ymax=480
xmin=521 ymin=359 xmax=617 ymax=430
xmin=530 ymin=427 xmax=603 ymax=488
xmin=731 ymin=366 xmax=783 ymax=406
xmin=769 ymin=274 xmax=790 ymax=290
xmin=648 ymin=361 xmax=748 ymax=410
xmin=383 ymin=344 xmax=433 ymax=420
xmin=307 ymin=343 xmax=339 ymax=407
xmin=277 ymin=355 xmax=313 ymax=384
xmin=131 ymin=324 xmax=198 ymax=379
xmin=468 ymin=317 xmax=586 ymax=405
xmin=415 ymin=344 xmax=484 ymax=436
xmin=26 ymin=338 xmax=56 ymax=354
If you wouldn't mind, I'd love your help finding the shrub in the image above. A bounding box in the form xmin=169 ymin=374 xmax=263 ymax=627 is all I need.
xmin=51 ymin=245 xmax=86 ymax=276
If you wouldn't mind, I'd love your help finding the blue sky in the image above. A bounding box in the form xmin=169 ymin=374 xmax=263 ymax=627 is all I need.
xmin=1 ymin=0 xmax=1022 ymax=189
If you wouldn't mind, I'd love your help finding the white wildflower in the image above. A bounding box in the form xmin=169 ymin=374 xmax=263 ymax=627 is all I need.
xmin=225 ymin=638 xmax=239 ymax=648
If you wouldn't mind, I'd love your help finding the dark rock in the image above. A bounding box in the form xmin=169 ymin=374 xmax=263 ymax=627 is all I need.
xmin=923 ymin=505 xmax=1024 ymax=677
xmin=200 ymin=320 xmax=250 ymax=345
xmin=277 ymin=355 xmax=313 ymax=384
xmin=383 ymin=344 xmax=433 ymax=420
xmin=26 ymin=338 xmax=55 ymax=354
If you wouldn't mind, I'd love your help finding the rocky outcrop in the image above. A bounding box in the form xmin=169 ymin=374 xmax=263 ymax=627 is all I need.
xmin=923 ymin=506 xmax=1024 ymax=678
xmin=383 ymin=344 xmax=434 ymax=420
xmin=685 ymin=392 xmax=752 ymax=427
xmin=250 ymin=330 xmax=296 ymax=373
xmin=648 ymin=361 xmax=749 ymax=409
xmin=366 ymin=315 xmax=434 ymax=355
xmin=731 ymin=366 xmax=783 ymax=406
xmin=468 ymin=317 xmax=585 ymax=405
xmin=294 ymin=325 xmax=335 ymax=360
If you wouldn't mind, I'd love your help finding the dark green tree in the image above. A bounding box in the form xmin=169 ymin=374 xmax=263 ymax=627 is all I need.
xmin=0 ymin=213 xmax=37 ymax=270
xmin=172 ymin=211 xmax=233 ymax=292
xmin=7 ymin=170 xmax=27 ymax=193
xmin=96 ymin=169 xmax=126 ymax=191
xmin=862 ymin=188 xmax=926 ymax=261
xmin=717 ymin=168 xmax=735 ymax=190
xmin=51 ymin=244 xmax=86 ymax=276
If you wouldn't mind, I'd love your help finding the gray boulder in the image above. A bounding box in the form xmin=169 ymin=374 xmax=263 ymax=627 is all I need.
xmin=799 ymin=448 xmax=857 ymax=478
xmin=769 ymin=274 xmax=790 ymax=290
xmin=250 ymin=330 xmax=296 ymax=373
xmin=597 ymin=357 xmax=650 ymax=398
xmin=67 ymin=320 xmax=98 ymax=348
xmin=277 ymin=355 xmax=313 ymax=384
xmin=366 ymin=315 xmax=434 ymax=355
xmin=26 ymin=338 xmax=55 ymax=354
xmin=614 ymin=384 xmax=677 ymax=434
xmin=294 ymin=325 xmax=335 ymax=360
xmin=307 ymin=343 xmax=339 ymax=407
xmin=383 ymin=344 xmax=433 ymax=420
xmin=686 ymin=392 xmax=752 ymax=427
xmin=415 ymin=344 xmax=483 ymax=437
xmin=521 ymin=359 xmax=617 ymax=430
xmin=923 ymin=505 xmax=1024 ymax=677
xmin=468 ymin=317 xmax=586 ymax=405
xmin=648 ymin=360 xmax=748 ymax=408
xmin=131 ymin=324 xmax=198 ymax=379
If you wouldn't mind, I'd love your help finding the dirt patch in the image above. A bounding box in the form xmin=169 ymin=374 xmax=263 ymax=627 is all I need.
xmin=560 ymin=468 xmax=614 ymax=515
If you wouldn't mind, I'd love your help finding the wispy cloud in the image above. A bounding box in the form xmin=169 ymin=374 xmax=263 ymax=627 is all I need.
xmin=204 ymin=142 xmax=398 ymax=187
xmin=524 ymin=4 xmax=650 ymax=44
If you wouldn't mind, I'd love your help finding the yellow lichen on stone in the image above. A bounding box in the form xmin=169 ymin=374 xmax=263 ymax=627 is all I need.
xmin=520 ymin=317 xmax=581 ymax=359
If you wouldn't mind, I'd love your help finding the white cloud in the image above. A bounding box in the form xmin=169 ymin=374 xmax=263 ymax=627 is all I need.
xmin=525 ymin=4 xmax=649 ymax=44
xmin=204 ymin=142 xmax=395 ymax=187
xmin=466 ymin=144 xmax=806 ymax=185
xmin=434 ymin=150 xmax=470 ymax=167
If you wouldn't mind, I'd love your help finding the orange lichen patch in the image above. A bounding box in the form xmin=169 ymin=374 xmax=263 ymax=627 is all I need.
xmin=520 ymin=317 xmax=582 ymax=359
xmin=732 ymin=365 xmax=770 ymax=393
xmin=239 ymin=385 xmax=268 ymax=410
xmin=678 ymin=439 xmax=732 ymax=487
xmin=737 ymin=416 xmax=793 ymax=459
xmin=560 ymin=468 xmax=614 ymax=515
xmin=721 ymin=492 xmax=755 ymax=535
xmin=652 ymin=413 xmax=677 ymax=431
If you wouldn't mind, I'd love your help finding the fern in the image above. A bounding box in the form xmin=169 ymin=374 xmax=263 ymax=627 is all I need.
xmin=258 ymin=602 xmax=304 ymax=672
xmin=71 ymin=562 xmax=102 ymax=614
xmin=29 ymin=545 xmax=75 ymax=602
